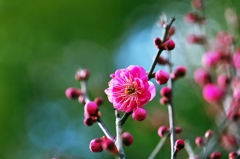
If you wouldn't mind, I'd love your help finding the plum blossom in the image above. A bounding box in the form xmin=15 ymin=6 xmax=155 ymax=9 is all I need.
xmin=105 ymin=65 xmax=156 ymax=113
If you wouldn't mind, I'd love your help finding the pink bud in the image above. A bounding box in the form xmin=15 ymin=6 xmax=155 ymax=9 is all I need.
xmin=191 ymin=0 xmax=203 ymax=9
xmin=155 ymin=70 xmax=169 ymax=85
xmin=168 ymin=26 xmax=175 ymax=37
xmin=171 ymin=66 xmax=187 ymax=80
xmin=187 ymin=34 xmax=206 ymax=44
xmin=83 ymin=117 xmax=96 ymax=126
xmin=205 ymin=130 xmax=214 ymax=139
xmin=195 ymin=136 xmax=205 ymax=146
xmin=184 ymin=12 xmax=199 ymax=24
xmin=154 ymin=37 xmax=162 ymax=48
xmin=122 ymin=132 xmax=134 ymax=146
xmin=175 ymin=127 xmax=182 ymax=134
xmin=160 ymin=86 xmax=172 ymax=99
xmin=65 ymin=87 xmax=83 ymax=99
xmin=217 ymin=74 xmax=230 ymax=88
xmin=132 ymin=108 xmax=147 ymax=121
xmin=101 ymin=138 xmax=118 ymax=154
xmin=210 ymin=151 xmax=221 ymax=159
xmin=194 ymin=68 xmax=211 ymax=86
xmin=233 ymin=89 xmax=240 ymax=100
xmin=221 ymin=133 xmax=237 ymax=151
xmin=75 ymin=69 xmax=90 ymax=81
xmin=202 ymin=52 xmax=221 ymax=68
xmin=203 ymin=84 xmax=225 ymax=103
xmin=233 ymin=50 xmax=240 ymax=71
xmin=162 ymin=39 xmax=175 ymax=50
xmin=174 ymin=139 xmax=185 ymax=152
xmin=184 ymin=12 xmax=205 ymax=24
xmin=94 ymin=97 xmax=103 ymax=106
xmin=159 ymin=97 xmax=169 ymax=105
xmin=158 ymin=126 xmax=169 ymax=137
xmin=89 ymin=138 xmax=103 ymax=152
xmin=84 ymin=102 xmax=99 ymax=116
xmin=157 ymin=56 xmax=168 ymax=65
xmin=78 ymin=95 xmax=85 ymax=104
xmin=229 ymin=151 xmax=238 ymax=159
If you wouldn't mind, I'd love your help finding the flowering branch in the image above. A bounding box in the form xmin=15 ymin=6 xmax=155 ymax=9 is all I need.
xmin=147 ymin=16 xmax=176 ymax=80
xmin=80 ymin=79 xmax=115 ymax=141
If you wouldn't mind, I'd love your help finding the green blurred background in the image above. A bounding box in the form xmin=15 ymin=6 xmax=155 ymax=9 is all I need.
xmin=0 ymin=0 xmax=239 ymax=158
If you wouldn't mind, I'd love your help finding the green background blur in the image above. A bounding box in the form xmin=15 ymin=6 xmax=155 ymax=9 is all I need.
xmin=0 ymin=0 xmax=239 ymax=158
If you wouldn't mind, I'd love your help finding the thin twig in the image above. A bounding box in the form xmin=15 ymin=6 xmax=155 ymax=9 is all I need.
xmin=148 ymin=134 xmax=169 ymax=159
xmin=147 ymin=17 xmax=176 ymax=80
xmin=81 ymin=80 xmax=115 ymax=141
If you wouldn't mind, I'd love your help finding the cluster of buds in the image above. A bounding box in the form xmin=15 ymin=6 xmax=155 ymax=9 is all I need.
xmin=157 ymin=125 xmax=182 ymax=137
xmin=89 ymin=133 xmax=134 ymax=154
xmin=154 ymin=37 xmax=175 ymax=51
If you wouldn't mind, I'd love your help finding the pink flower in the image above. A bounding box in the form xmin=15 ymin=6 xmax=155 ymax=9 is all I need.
xmin=233 ymin=50 xmax=240 ymax=71
xmin=105 ymin=65 xmax=156 ymax=113
xmin=201 ymin=52 xmax=221 ymax=68
xmin=202 ymin=84 xmax=225 ymax=103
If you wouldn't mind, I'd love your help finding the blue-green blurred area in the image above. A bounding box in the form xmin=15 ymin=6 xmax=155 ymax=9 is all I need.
xmin=0 ymin=0 xmax=239 ymax=158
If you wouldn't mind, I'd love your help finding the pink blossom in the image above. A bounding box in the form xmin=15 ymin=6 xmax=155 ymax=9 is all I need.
xmin=201 ymin=52 xmax=221 ymax=68
xmin=202 ymin=84 xmax=225 ymax=103
xmin=233 ymin=50 xmax=240 ymax=71
xmin=105 ymin=65 xmax=156 ymax=113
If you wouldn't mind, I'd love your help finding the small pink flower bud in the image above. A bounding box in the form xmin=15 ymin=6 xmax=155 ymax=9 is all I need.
xmin=83 ymin=117 xmax=96 ymax=126
xmin=162 ymin=39 xmax=175 ymax=51
xmin=195 ymin=136 xmax=205 ymax=146
xmin=158 ymin=126 xmax=169 ymax=137
xmin=65 ymin=87 xmax=83 ymax=99
xmin=160 ymin=86 xmax=172 ymax=99
xmin=202 ymin=52 xmax=221 ymax=68
xmin=122 ymin=132 xmax=134 ymax=146
xmin=132 ymin=108 xmax=147 ymax=121
xmin=155 ymin=70 xmax=169 ymax=85
xmin=184 ymin=12 xmax=205 ymax=24
xmin=154 ymin=37 xmax=162 ymax=48
xmin=210 ymin=151 xmax=221 ymax=159
xmin=205 ymin=130 xmax=214 ymax=139
xmin=84 ymin=101 xmax=99 ymax=116
xmin=75 ymin=69 xmax=90 ymax=81
xmin=159 ymin=97 xmax=169 ymax=105
xmin=175 ymin=127 xmax=182 ymax=134
xmin=233 ymin=89 xmax=240 ymax=100
xmin=78 ymin=95 xmax=85 ymax=104
xmin=217 ymin=74 xmax=230 ymax=88
xmin=194 ymin=68 xmax=211 ymax=86
xmin=101 ymin=138 xmax=118 ymax=154
xmin=191 ymin=0 xmax=203 ymax=9
xmin=89 ymin=138 xmax=103 ymax=152
xmin=229 ymin=151 xmax=238 ymax=159
xmin=157 ymin=56 xmax=168 ymax=65
xmin=203 ymin=84 xmax=225 ymax=103
xmin=94 ymin=97 xmax=103 ymax=106
xmin=174 ymin=139 xmax=185 ymax=152
xmin=233 ymin=50 xmax=240 ymax=71
xmin=187 ymin=34 xmax=206 ymax=44
xmin=221 ymin=133 xmax=237 ymax=151
xmin=171 ymin=66 xmax=187 ymax=80
xmin=168 ymin=26 xmax=175 ymax=37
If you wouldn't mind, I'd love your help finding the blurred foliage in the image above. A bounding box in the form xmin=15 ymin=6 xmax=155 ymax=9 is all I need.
xmin=0 ymin=0 xmax=239 ymax=158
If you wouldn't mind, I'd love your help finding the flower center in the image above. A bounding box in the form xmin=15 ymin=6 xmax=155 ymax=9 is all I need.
xmin=125 ymin=85 xmax=136 ymax=95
